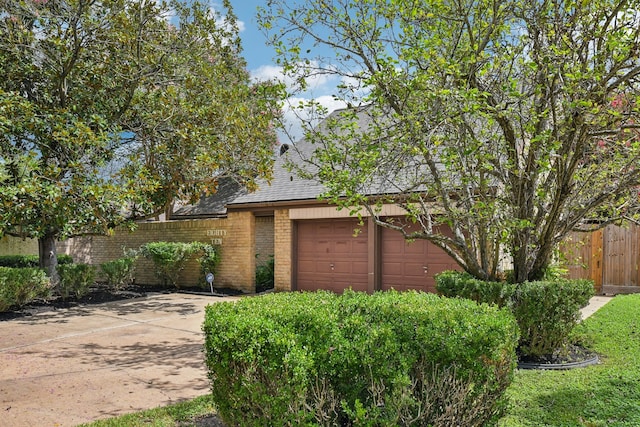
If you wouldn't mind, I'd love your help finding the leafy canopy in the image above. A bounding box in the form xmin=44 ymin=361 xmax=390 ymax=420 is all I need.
xmin=259 ymin=0 xmax=640 ymax=282
xmin=0 ymin=0 xmax=283 ymax=247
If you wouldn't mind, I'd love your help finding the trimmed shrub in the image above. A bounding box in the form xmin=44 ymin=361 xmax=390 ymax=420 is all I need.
xmin=100 ymin=254 xmax=138 ymax=291
xmin=436 ymin=271 xmax=594 ymax=358
xmin=58 ymin=263 xmax=96 ymax=301
xmin=511 ymin=279 xmax=594 ymax=357
xmin=0 ymin=254 xmax=73 ymax=268
xmin=197 ymin=244 xmax=220 ymax=288
xmin=436 ymin=270 xmax=515 ymax=306
xmin=139 ymin=241 xmax=203 ymax=287
xmin=204 ymin=290 xmax=519 ymax=427
xmin=0 ymin=267 xmax=51 ymax=311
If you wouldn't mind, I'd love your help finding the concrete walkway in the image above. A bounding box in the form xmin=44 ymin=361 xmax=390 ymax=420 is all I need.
xmin=0 ymin=293 xmax=238 ymax=427
xmin=581 ymin=295 xmax=613 ymax=320
xmin=0 ymin=293 xmax=614 ymax=427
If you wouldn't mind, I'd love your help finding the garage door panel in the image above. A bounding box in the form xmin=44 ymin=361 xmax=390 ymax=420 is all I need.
xmin=405 ymin=242 xmax=427 ymax=255
xmin=296 ymin=219 xmax=368 ymax=293
xmin=402 ymin=262 xmax=428 ymax=276
xmin=298 ymin=260 xmax=316 ymax=271
xmin=381 ymin=222 xmax=459 ymax=293
xmin=352 ymin=240 xmax=368 ymax=253
xmin=334 ymin=240 xmax=352 ymax=253
xmin=427 ymin=262 xmax=458 ymax=276
xmin=352 ymin=261 xmax=368 ymax=275
xmin=384 ymin=262 xmax=402 ymax=275
xmin=298 ymin=239 xmax=320 ymax=254
xmin=331 ymin=260 xmax=353 ymax=273
xmin=382 ymin=240 xmax=403 ymax=254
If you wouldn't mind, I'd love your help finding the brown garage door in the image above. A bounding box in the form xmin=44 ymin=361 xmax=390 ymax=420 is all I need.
xmin=296 ymin=219 xmax=368 ymax=292
xmin=381 ymin=223 xmax=459 ymax=293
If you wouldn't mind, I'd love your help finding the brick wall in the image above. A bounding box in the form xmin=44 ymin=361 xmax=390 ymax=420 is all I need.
xmin=255 ymin=216 xmax=275 ymax=267
xmin=274 ymin=209 xmax=292 ymax=291
xmin=0 ymin=236 xmax=38 ymax=256
xmin=57 ymin=212 xmax=257 ymax=293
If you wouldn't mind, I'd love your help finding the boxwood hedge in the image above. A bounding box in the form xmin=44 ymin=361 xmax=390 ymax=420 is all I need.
xmin=0 ymin=267 xmax=50 ymax=311
xmin=436 ymin=271 xmax=594 ymax=358
xmin=203 ymin=290 xmax=519 ymax=426
xmin=0 ymin=254 xmax=73 ymax=268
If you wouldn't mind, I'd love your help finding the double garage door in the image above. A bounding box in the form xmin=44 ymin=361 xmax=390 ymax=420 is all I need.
xmin=296 ymin=218 xmax=458 ymax=293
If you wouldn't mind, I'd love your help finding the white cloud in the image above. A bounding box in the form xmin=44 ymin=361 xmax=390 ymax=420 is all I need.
xmin=278 ymin=95 xmax=348 ymax=144
xmin=208 ymin=4 xmax=245 ymax=34
xmin=251 ymin=61 xmax=339 ymax=93
xmin=251 ymin=64 xmax=283 ymax=83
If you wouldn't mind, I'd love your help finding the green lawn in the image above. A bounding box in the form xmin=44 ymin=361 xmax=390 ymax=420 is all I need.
xmin=500 ymin=294 xmax=640 ymax=427
xmin=82 ymin=294 xmax=640 ymax=427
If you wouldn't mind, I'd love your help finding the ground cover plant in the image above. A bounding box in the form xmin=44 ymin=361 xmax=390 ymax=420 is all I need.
xmin=204 ymin=290 xmax=519 ymax=426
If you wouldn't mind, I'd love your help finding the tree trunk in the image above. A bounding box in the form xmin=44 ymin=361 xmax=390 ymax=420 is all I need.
xmin=39 ymin=233 xmax=59 ymax=285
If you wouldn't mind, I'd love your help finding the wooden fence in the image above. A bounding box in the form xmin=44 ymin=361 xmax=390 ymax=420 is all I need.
xmin=564 ymin=224 xmax=640 ymax=294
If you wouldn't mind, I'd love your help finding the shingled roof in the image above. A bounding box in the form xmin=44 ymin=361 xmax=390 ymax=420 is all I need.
xmin=174 ymin=105 xmax=385 ymax=216
xmin=171 ymin=177 xmax=248 ymax=218
xmin=228 ymin=106 xmax=377 ymax=208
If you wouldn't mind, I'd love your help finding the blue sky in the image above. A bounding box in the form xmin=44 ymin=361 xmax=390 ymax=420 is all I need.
xmin=224 ymin=0 xmax=348 ymax=143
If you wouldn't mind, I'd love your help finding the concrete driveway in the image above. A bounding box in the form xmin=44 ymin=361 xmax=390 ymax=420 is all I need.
xmin=0 ymin=293 xmax=239 ymax=427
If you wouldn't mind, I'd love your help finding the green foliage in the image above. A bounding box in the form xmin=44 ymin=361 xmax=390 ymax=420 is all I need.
xmin=0 ymin=254 xmax=73 ymax=268
xmin=100 ymin=252 xmax=138 ymax=291
xmin=436 ymin=271 xmax=594 ymax=358
xmin=500 ymin=294 xmax=640 ymax=426
xmin=204 ymin=290 xmax=519 ymax=426
xmin=510 ymin=280 xmax=594 ymax=358
xmin=77 ymin=394 xmax=218 ymax=427
xmin=197 ymin=244 xmax=220 ymax=288
xmin=259 ymin=0 xmax=640 ymax=283
xmin=436 ymin=270 xmax=515 ymax=306
xmin=140 ymin=241 xmax=202 ymax=288
xmin=255 ymin=255 xmax=274 ymax=293
xmin=57 ymin=263 xmax=96 ymax=301
xmin=0 ymin=0 xmax=284 ymax=278
xmin=0 ymin=267 xmax=50 ymax=311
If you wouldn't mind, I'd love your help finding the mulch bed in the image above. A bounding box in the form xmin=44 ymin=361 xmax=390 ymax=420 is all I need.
xmin=517 ymin=344 xmax=599 ymax=369
xmin=0 ymin=283 xmax=244 ymax=321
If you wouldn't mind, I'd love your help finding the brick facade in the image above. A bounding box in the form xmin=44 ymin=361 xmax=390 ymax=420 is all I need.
xmin=55 ymin=212 xmax=256 ymax=293
xmin=255 ymin=216 xmax=275 ymax=267
xmin=274 ymin=209 xmax=292 ymax=292
xmin=0 ymin=236 xmax=38 ymax=256
xmin=0 ymin=211 xmax=285 ymax=294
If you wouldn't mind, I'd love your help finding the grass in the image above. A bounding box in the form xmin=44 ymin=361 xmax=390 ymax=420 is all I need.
xmin=77 ymin=394 xmax=217 ymax=427
xmin=82 ymin=294 xmax=640 ymax=427
xmin=499 ymin=293 xmax=640 ymax=427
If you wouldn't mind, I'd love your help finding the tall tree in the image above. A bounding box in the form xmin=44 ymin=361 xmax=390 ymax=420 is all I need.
xmin=0 ymin=0 xmax=283 ymax=281
xmin=259 ymin=0 xmax=640 ymax=282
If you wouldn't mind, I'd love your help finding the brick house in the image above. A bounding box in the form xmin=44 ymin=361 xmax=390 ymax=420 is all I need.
xmin=202 ymin=107 xmax=459 ymax=294
xmin=3 ymin=107 xmax=459 ymax=293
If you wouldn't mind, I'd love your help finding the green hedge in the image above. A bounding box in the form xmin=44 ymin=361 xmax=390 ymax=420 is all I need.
xmin=140 ymin=241 xmax=212 ymax=288
xmin=100 ymin=255 xmax=137 ymax=290
xmin=0 ymin=254 xmax=73 ymax=268
xmin=436 ymin=271 xmax=594 ymax=358
xmin=0 ymin=267 xmax=51 ymax=311
xmin=204 ymin=290 xmax=519 ymax=426
xmin=58 ymin=263 xmax=96 ymax=300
